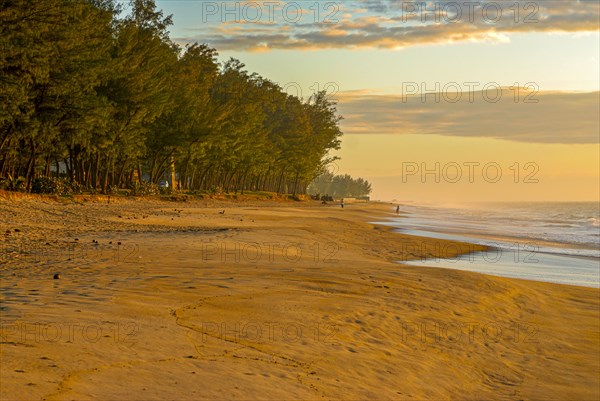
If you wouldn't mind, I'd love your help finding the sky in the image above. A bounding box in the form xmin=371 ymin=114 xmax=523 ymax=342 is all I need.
xmin=155 ymin=0 xmax=599 ymax=202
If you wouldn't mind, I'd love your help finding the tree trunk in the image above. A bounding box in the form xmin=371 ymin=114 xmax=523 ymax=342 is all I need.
xmin=92 ymin=153 xmax=100 ymax=188
xmin=0 ymin=137 xmax=11 ymax=176
xmin=137 ymin=162 xmax=143 ymax=184
xmin=0 ymin=125 xmax=12 ymax=152
xmin=292 ymin=171 xmax=299 ymax=196
xmin=276 ymin=168 xmax=286 ymax=194
xmin=116 ymin=157 xmax=128 ymax=188
xmin=25 ymin=138 xmax=36 ymax=192
xmin=44 ymin=156 xmax=51 ymax=177
xmin=101 ymin=156 xmax=111 ymax=194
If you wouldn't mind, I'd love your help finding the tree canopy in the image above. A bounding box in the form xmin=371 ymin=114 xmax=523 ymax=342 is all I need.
xmin=308 ymin=172 xmax=372 ymax=199
xmin=0 ymin=0 xmax=343 ymax=195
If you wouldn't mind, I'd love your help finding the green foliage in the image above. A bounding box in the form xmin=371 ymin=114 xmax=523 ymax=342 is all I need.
xmin=308 ymin=173 xmax=372 ymax=198
xmin=31 ymin=177 xmax=62 ymax=194
xmin=0 ymin=0 xmax=344 ymax=196
xmin=0 ymin=176 xmax=26 ymax=191
xmin=129 ymin=181 xmax=159 ymax=196
xmin=30 ymin=177 xmax=82 ymax=195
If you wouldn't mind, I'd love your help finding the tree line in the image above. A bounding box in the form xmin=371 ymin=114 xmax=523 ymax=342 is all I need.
xmin=308 ymin=172 xmax=372 ymax=198
xmin=0 ymin=0 xmax=343 ymax=195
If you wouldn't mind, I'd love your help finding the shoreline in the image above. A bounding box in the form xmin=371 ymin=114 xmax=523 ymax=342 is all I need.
xmin=396 ymin=226 xmax=600 ymax=256
xmin=386 ymin=202 xmax=600 ymax=257
xmin=402 ymin=249 xmax=600 ymax=289
xmin=1 ymin=196 xmax=599 ymax=400
xmin=372 ymin=206 xmax=600 ymax=288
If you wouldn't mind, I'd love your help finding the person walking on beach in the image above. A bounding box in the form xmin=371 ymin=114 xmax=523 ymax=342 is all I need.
xmin=341 ymin=199 xmax=344 ymax=208
xmin=396 ymin=205 xmax=400 ymax=214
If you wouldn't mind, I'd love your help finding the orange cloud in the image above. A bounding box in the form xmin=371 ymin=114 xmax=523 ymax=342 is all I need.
xmin=175 ymin=0 xmax=600 ymax=51
xmin=335 ymin=89 xmax=600 ymax=144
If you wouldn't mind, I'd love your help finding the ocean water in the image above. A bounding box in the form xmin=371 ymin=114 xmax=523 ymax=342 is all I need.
xmin=381 ymin=202 xmax=600 ymax=287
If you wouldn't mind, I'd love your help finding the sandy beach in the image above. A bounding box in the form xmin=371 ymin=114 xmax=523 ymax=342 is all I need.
xmin=1 ymin=192 xmax=598 ymax=401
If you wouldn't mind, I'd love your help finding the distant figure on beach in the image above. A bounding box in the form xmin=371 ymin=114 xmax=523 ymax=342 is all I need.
xmin=396 ymin=205 xmax=400 ymax=214
xmin=341 ymin=199 xmax=344 ymax=208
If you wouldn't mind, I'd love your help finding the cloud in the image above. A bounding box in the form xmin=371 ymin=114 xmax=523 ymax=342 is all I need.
xmin=174 ymin=0 xmax=600 ymax=51
xmin=335 ymin=89 xmax=600 ymax=144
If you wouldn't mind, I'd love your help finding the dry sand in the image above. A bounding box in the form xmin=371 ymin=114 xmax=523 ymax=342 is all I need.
xmin=0 ymin=192 xmax=598 ymax=400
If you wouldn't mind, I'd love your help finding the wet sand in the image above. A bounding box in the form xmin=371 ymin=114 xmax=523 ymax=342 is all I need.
xmin=1 ymin=192 xmax=598 ymax=400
